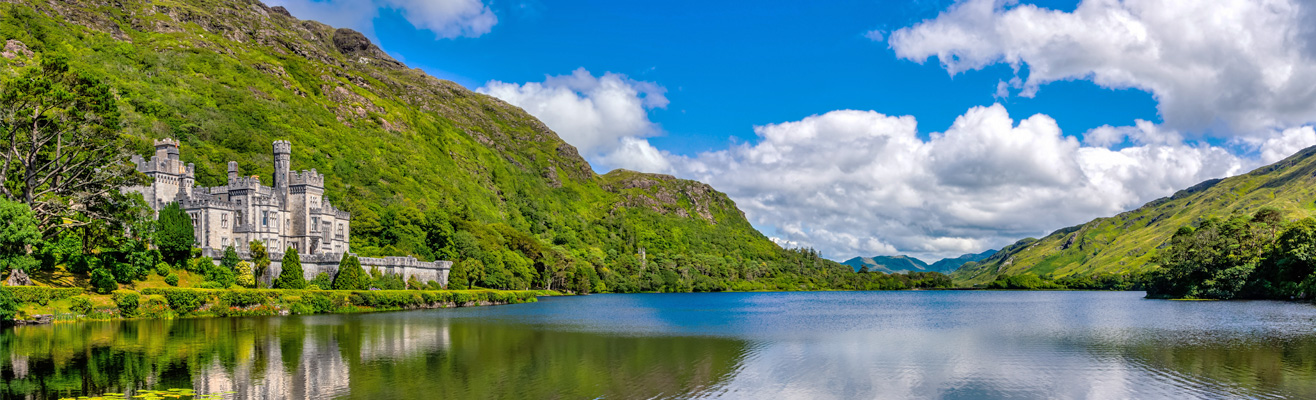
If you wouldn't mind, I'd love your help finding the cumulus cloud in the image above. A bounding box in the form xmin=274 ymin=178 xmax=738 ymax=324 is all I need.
xmin=266 ymin=0 xmax=497 ymax=39
xmin=671 ymin=104 xmax=1250 ymax=261
xmin=478 ymin=68 xmax=673 ymax=172
xmin=888 ymin=0 xmax=1316 ymax=134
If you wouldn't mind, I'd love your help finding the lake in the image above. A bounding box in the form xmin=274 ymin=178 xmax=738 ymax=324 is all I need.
xmin=3 ymin=291 xmax=1316 ymax=399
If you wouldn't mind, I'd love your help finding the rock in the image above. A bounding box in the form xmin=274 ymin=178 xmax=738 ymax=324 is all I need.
xmin=332 ymin=28 xmax=373 ymax=55
xmin=270 ymin=6 xmax=293 ymax=17
xmin=5 ymin=269 xmax=32 ymax=286
xmin=2 ymin=40 xmax=34 ymax=59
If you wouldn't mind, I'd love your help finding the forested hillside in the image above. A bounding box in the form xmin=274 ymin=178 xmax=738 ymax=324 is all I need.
xmin=954 ymin=145 xmax=1316 ymax=288
xmin=0 ymin=0 xmax=910 ymax=292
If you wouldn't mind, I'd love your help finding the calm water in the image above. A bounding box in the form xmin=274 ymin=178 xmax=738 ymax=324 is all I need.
xmin=3 ymin=291 xmax=1316 ymax=399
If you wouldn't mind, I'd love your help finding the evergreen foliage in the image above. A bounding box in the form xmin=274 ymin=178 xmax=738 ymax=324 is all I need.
xmin=1147 ymin=208 xmax=1316 ymax=299
xmin=310 ymin=272 xmax=332 ymax=289
xmin=156 ymin=203 xmax=194 ymax=267
xmin=0 ymin=287 xmax=14 ymax=320
xmin=90 ymin=268 xmax=116 ymax=294
xmin=0 ymin=197 xmax=39 ymax=272
xmin=221 ymin=245 xmax=240 ymax=270
xmin=273 ymin=248 xmax=306 ymax=289
xmin=332 ymin=253 xmax=368 ymax=291
xmin=249 ymin=240 xmax=270 ymax=286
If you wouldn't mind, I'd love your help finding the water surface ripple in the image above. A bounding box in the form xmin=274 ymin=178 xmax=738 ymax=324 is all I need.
xmin=3 ymin=291 xmax=1315 ymax=399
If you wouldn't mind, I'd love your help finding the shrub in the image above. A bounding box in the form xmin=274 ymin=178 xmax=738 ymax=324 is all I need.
xmin=306 ymin=284 xmax=321 ymax=290
xmin=219 ymin=290 xmax=278 ymax=307
xmin=0 ymin=197 xmax=40 ymax=273
xmin=141 ymin=288 xmax=211 ymax=313
xmin=138 ymin=295 xmax=170 ymax=318
xmin=155 ymin=262 xmax=172 ymax=276
xmin=234 ymin=261 xmax=255 ymax=288
xmin=0 ymin=287 xmax=16 ymax=321
xmin=164 ymin=273 xmax=180 ymax=286
xmin=196 ymin=281 xmax=223 ymax=289
xmin=91 ymin=268 xmax=117 ymax=294
xmin=274 ymin=249 xmax=306 ymax=289
xmin=205 ymin=263 xmax=236 ymax=288
xmin=113 ymin=290 xmax=140 ymax=317
xmin=187 ymin=256 xmax=214 ymax=274
xmin=310 ymin=272 xmax=332 ymax=289
xmin=333 ymin=253 xmax=368 ymax=290
xmin=69 ymin=295 xmax=93 ymax=315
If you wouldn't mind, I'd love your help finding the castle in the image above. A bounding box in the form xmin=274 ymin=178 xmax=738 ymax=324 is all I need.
xmin=129 ymin=139 xmax=350 ymax=255
xmin=127 ymin=139 xmax=449 ymax=285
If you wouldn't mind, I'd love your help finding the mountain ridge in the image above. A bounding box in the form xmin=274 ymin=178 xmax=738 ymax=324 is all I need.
xmin=953 ymin=145 xmax=1316 ymax=286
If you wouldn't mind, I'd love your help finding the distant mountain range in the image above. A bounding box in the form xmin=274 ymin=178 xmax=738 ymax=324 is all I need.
xmin=842 ymin=250 xmax=997 ymax=274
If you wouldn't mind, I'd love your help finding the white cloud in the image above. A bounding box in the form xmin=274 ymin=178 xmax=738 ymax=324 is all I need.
xmin=1255 ymin=126 xmax=1316 ymax=164
xmin=478 ymin=68 xmax=673 ymax=173
xmin=888 ymin=0 xmax=1316 ymax=135
xmin=266 ymin=0 xmax=497 ymax=39
xmin=671 ymin=104 xmax=1251 ymax=261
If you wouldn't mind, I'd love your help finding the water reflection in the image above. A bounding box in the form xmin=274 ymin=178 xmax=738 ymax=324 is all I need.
xmin=2 ymin=292 xmax=1315 ymax=399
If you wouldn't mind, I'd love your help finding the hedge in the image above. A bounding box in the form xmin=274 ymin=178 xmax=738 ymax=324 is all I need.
xmin=138 ymin=288 xmax=543 ymax=315
xmin=1 ymin=287 xmax=82 ymax=305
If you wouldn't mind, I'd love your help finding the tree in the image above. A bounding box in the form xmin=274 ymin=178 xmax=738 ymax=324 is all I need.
xmin=221 ymin=245 xmax=240 ymax=270
xmin=273 ymin=248 xmax=306 ymax=289
xmin=0 ymin=197 xmax=40 ymax=272
xmin=234 ymin=261 xmax=255 ymax=288
xmin=332 ymin=253 xmax=368 ymax=291
xmin=249 ymin=240 xmax=270 ymax=286
xmin=90 ymin=267 xmax=116 ymax=294
xmin=448 ymin=259 xmax=478 ymax=290
xmin=0 ymin=286 xmax=17 ymax=320
xmin=156 ymin=202 xmax=194 ymax=266
xmin=0 ymin=55 xmax=141 ymax=230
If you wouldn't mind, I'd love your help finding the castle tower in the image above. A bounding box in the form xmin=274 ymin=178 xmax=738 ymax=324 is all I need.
xmin=273 ymin=140 xmax=291 ymax=194
xmin=227 ymin=161 xmax=239 ymax=184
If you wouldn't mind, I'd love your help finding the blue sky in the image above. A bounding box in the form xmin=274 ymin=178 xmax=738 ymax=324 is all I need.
xmin=271 ymin=0 xmax=1316 ymax=261
xmin=369 ymin=0 xmax=1157 ymax=156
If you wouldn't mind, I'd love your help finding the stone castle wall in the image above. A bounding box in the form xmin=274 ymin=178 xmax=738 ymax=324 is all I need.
xmin=201 ymin=249 xmax=450 ymax=287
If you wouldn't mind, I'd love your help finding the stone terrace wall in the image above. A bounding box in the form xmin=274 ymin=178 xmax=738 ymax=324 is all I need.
xmin=200 ymin=249 xmax=450 ymax=287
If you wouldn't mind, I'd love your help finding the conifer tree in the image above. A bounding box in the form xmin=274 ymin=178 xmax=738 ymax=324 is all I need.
xmin=273 ymin=248 xmax=306 ymax=289
xmin=332 ymin=252 xmax=368 ymax=291
xmin=156 ymin=202 xmax=194 ymax=266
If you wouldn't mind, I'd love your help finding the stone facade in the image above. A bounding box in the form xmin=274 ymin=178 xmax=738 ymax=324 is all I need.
xmin=128 ymin=139 xmax=449 ymax=285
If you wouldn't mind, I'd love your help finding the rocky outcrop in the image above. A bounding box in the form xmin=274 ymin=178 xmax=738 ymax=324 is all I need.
xmin=602 ymin=170 xmax=739 ymax=224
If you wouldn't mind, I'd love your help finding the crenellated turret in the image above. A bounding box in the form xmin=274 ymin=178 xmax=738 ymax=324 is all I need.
xmin=273 ymin=140 xmax=291 ymax=194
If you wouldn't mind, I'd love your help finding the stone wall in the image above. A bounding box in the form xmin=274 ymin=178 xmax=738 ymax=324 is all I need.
xmin=200 ymin=249 xmax=450 ymax=287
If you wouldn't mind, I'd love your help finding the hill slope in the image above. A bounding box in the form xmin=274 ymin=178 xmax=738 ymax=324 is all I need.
xmin=842 ymin=256 xmax=929 ymax=274
xmin=0 ymin=0 xmax=858 ymax=291
xmin=953 ymin=146 xmax=1316 ymax=285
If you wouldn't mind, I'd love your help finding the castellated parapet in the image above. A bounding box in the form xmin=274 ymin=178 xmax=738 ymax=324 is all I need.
xmin=125 ymin=139 xmax=449 ymax=286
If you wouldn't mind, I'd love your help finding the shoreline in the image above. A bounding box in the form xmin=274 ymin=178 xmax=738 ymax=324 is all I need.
xmin=2 ymin=287 xmax=559 ymax=326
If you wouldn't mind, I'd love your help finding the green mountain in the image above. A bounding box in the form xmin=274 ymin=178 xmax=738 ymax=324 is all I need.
xmin=843 ymin=249 xmax=997 ymax=274
xmin=0 ymin=0 xmax=861 ymax=291
xmin=953 ymin=146 xmax=1316 ymax=286
xmin=842 ymin=255 xmax=929 ymax=274
xmin=928 ymin=249 xmax=996 ymax=273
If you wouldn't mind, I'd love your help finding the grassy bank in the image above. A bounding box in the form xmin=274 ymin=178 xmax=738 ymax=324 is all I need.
xmin=2 ymin=286 xmax=557 ymax=324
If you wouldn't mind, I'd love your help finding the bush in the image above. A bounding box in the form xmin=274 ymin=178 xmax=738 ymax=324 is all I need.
xmin=196 ymin=281 xmax=223 ymax=289
xmin=113 ymin=290 xmax=140 ymax=317
xmin=205 ymin=263 xmax=236 ymax=288
xmin=219 ymin=290 xmax=279 ymax=307
xmin=69 ymin=295 xmax=93 ymax=315
xmin=141 ymin=288 xmax=212 ymax=313
xmin=91 ymin=268 xmax=117 ymax=294
xmin=333 ymin=253 xmax=368 ymax=290
xmin=0 ymin=287 xmax=16 ymax=321
xmin=234 ymin=261 xmax=255 ymax=288
xmin=0 ymin=197 xmax=40 ymax=273
xmin=155 ymin=262 xmax=172 ymax=276
xmin=164 ymin=273 xmax=180 ymax=286
xmin=310 ymin=272 xmax=332 ymax=289
xmin=139 ymin=295 xmax=170 ymax=318
xmin=274 ymin=249 xmax=306 ymax=289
